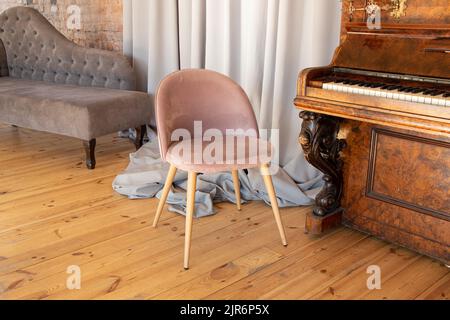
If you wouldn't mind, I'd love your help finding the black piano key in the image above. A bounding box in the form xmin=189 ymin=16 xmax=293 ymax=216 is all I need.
xmin=398 ymin=87 xmax=410 ymax=92
xmin=422 ymin=89 xmax=436 ymax=95
xmin=443 ymin=93 xmax=450 ymax=98
xmin=429 ymin=90 xmax=445 ymax=96
xmin=381 ymin=85 xmax=392 ymax=89
xmin=404 ymin=87 xmax=419 ymax=93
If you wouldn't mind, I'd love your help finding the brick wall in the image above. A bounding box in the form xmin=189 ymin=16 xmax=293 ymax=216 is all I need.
xmin=0 ymin=0 xmax=123 ymax=52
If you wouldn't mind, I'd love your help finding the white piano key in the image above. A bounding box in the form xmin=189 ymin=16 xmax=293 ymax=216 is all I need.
xmin=320 ymin=81 xmax=449 ymax=108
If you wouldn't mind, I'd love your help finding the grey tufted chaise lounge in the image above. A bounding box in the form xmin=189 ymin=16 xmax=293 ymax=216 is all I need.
xmin=0 ymin=7 xmax=152 ymax=169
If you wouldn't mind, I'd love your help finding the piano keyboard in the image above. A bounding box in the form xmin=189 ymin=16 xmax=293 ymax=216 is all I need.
xmin=323 ymin=80 xmax=450 ymax=107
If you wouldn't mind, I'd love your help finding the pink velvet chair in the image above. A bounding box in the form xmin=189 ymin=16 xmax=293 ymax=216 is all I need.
xmin=154 ymin=69 xmax=287 ymax=269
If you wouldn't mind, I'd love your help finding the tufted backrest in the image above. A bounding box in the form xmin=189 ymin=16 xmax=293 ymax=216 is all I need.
xmin=0 ymin=7 xmax=136 ymax=90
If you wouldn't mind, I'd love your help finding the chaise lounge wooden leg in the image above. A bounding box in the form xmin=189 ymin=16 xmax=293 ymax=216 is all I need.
xmin=153 ymin=165 xmax=178 ymax=227
xmin=134 ymin=125 xmax=147 ymax=150
xmin=232 ymin=170 xmax=242 ymax=211
xmin=261 ymin=164 xmax=288 ymax=247
xmin=184 ymin=171 xmax=197 ymax=270
xmin=83 ymin=139 xmax=96 ymax=170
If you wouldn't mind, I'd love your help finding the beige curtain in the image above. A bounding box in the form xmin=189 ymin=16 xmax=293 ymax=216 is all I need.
xmin=122 ymin=0 xmax=342 ymax=194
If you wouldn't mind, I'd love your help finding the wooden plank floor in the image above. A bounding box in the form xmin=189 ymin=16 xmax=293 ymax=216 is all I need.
xmin=0 ymin=124 xmax=448 ymax=300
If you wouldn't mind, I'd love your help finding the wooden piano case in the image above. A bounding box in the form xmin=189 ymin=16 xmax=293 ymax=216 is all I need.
xmin=295 ymin=0 xmax=450 ymax=264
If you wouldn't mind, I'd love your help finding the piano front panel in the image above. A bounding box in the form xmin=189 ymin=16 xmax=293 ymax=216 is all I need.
xmin=334 ymin=33 xmax=450 ymax=79
xmin=368 ymin=128 xmax=450 ymax=219
xmin=341 ymin=121 xmax=450 ymax=263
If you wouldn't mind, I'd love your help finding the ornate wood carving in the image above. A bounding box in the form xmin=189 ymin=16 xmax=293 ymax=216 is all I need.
xmin=299 ymin=111 xmax=347 ymax=217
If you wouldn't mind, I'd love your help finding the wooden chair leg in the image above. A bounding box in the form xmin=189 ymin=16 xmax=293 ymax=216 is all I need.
xmin=261 ymin=164 xmax=288 ymax=247
xmin=83 ymin=139 xmax=96 ymax=170
xmin=134 ymin=125 xmax=147 ymax=150
xmin=153 ymin=165 xmax=178 ymax=227
xmin=184 ymin=171 xmax=197 ymax=270
xmin=232 ymin=170 xmax=242 ymax=211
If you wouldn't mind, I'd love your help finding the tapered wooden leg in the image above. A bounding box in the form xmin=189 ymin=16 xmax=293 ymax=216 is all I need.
xmin=232 ymin=170 xmax=242 ymax=211
xmin=261 ymin=164 xmax=288 ymax=247
xmin=83 ymin=139 xmax=96 ymax=170
xmin=184 ymin=171 xmax=197 ymax=270
xmin=153 ymin=165 xmax=178 ymax=228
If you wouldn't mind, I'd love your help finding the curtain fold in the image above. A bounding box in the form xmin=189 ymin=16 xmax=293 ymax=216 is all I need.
xmin=122 ymin=0 xmax=342 ymax=205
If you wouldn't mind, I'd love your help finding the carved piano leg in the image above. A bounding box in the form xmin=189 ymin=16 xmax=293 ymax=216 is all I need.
xmin=299 ymin=111 xmax=347 ymax=235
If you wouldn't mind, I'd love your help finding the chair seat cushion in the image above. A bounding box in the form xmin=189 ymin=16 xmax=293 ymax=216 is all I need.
xmin=166 ymin=136 xmax=273 ymax=173
xmin=0 ymin=77 xmax=152 ymax=140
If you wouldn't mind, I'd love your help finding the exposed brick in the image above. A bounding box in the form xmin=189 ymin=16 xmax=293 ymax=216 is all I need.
xmin=0 ymin=0 xmax=123 ymax=52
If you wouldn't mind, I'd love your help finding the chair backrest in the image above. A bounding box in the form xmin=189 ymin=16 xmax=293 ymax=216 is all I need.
xmin=0 ymin=6 xmax=136 ymax=90
xmin=156 ymin=69 xmax=259 ymax=160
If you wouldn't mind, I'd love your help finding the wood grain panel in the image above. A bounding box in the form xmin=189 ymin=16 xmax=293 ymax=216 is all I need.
xmin=341 ymin=122 xmax=450 ymax=263
xmin=367 ymin=129 xmax=450 ymax=220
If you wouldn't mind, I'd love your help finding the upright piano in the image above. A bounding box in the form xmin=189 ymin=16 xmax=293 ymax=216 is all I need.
xmin=294 ymin=0 xmax=449 ymax=263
